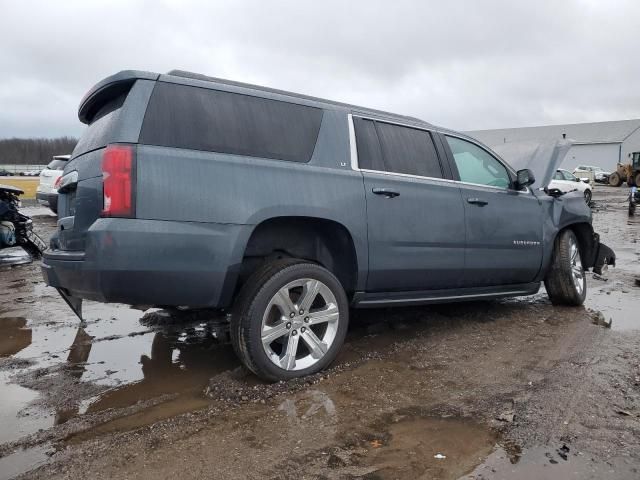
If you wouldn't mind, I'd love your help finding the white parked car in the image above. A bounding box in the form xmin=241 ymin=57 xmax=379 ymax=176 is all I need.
xmin=573 ymin=165 xmax=608 ymax=184
xmin=549 ymin=168 xmax=593 ymax=204
xmin=36 ymin=155 xmax=70 ymax=214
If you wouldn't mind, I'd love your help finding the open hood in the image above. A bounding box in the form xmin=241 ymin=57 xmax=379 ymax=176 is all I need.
xmin=490 ymin=140 xmax=572 ymax=189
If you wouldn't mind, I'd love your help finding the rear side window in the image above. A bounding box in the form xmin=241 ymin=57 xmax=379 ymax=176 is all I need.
xmin=353 ymin=118 xmax=443 ymax=178
xmin=375 ymin=122 xmax=443 ymax=178
xmin=140 ymin=82 xmax=324 ymax=163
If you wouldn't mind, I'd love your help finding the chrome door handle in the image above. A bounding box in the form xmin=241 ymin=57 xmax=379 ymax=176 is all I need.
xmin=467 ymin=197 xmax=488 ymax=206
xmin=372 ymin=188 xmax=400 ymax=198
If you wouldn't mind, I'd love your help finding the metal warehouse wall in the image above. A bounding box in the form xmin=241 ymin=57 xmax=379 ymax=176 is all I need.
xmin=621 ymin=128 xmax=640 ymax=166
xmin=560 ymin=143 xmax=620 ymax=171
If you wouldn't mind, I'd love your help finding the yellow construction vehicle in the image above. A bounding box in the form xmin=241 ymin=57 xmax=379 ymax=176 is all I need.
xmin=609 ymin=152 xmax=640 ymax=187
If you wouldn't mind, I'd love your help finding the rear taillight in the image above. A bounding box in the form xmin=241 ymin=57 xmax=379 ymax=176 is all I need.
xmin=53 ymin=176 xmax=62 ymax=190
xmin=101 ymin=144 xmax=135 ymax=218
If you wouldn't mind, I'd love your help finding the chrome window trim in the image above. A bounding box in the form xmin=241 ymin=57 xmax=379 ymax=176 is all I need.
xmin=360 ymin=168 xmax=530 ymax=194
xmin=347 ymin=113 xmax=359 ymax=171
xmin=349 ymin=113 xmax=530 ymax=195
xmin=359 ymin=168 xmax=459 ymax=186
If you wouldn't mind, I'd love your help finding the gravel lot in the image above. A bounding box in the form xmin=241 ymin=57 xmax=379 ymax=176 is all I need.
xmin=0 ymin=186 xmax=638 ymax=480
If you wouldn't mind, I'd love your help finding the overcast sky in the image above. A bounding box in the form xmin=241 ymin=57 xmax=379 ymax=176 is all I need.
xmin=1 ymin=0 xmax=639 ymax=138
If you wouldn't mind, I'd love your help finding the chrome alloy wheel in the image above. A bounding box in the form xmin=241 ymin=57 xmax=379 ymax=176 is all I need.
xmin=261 ymin=278 xmax=340 ymax=371
xmin=569 ymin=236 xmax=584 ymax=295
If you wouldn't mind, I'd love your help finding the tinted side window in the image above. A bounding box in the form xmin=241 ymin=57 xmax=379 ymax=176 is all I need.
xmin=353 ymin=118 xmax=385 ymax=171
xmin=562 ymin=170 xmax=576 ymax=181
xmin=445 ymin=136 xmax=511 ymax=189
xmin=374 ymin=122 xmax=443 ymax=177
xmin=140 ymin=82 xmax=323 ymax=162
xmin=553 ymin=171 xmax=563 ymax=180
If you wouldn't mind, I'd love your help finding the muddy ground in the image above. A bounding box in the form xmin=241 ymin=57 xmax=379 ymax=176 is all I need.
xmin=0 ymin=187 xmax=639 ymax=480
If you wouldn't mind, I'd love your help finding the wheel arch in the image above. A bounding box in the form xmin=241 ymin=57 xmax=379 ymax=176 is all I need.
xmin=556 ymin=222 xmax=597 ymax=269
xmin=236 ymin=216 xmax=360 ymax=299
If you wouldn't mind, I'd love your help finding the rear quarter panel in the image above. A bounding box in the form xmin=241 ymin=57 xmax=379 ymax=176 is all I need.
xmin=135 ymin=109 xmax=369 ymax=290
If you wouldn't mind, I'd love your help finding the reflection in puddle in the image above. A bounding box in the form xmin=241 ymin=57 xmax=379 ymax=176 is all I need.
xmin=0 ymin=317 xmax=32 ymax=357
xmin=0 ymin=307 xmax=240 ymax=447
xmin=83 ymin=329 xmax=238 ymax=415
xmin=278 ymin=390 xmax=337 ymax=423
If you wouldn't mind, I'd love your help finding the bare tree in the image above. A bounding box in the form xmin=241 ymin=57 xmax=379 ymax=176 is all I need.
xmin=0 ymin=137 xmax=78 ymax=165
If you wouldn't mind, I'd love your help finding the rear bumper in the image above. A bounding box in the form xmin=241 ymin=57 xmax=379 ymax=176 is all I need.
xmin=41 ymin=218 xmax=251 ymax=308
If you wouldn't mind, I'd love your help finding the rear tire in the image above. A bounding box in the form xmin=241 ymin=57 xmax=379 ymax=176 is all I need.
xmin=230 ymin=259 xmax=349 ymax=382
xmin=634 ymin=173 xmax=640 ymax=188
xmin=544 ymin=229 xmax=586 ymax=306
xmin=608 ymin=172 xmax=622 ymax=187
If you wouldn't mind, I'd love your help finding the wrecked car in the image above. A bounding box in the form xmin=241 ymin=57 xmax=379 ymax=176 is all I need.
xmin=1 ymin=184 xmax=47 ymax=259
xmin=42 ymin=70 xmax=614 ymax=381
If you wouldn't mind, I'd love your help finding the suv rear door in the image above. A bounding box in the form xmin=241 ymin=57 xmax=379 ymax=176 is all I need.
xmin=353 ymin=117 xmax=466 ymax=292
xmin=441 ymin=134 xmax=543 ymax=287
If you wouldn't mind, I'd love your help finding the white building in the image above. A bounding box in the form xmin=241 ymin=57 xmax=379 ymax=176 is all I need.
xmin=466 ymin=119 xmax=640 ymax=172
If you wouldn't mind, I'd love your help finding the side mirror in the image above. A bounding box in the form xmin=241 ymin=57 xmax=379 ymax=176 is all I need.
xmin=516 ymin=169 xmax=535 ymax=189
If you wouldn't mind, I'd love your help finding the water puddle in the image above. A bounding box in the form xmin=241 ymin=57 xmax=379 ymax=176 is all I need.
xmin=0 ymin=303 xmax=239 ymax=449
xmin=585 ymin=288 xmax=638 ymax=331
xmin=284 ymin=409 xmax=499 ymax=480
xmin=466 ymin=444 xmax=638 ymax=479
xmin=0 ymin=317 xmax=32 ymax=357
xmin=0 ymin=444 xmax=52 ymax=480
xmin=588 ymin=208 xmax=640 ymax=331
xmin=0 ymin=372 xmax=53 ymax=445
xmin=359 ymin=416 xmax=497 ymax=479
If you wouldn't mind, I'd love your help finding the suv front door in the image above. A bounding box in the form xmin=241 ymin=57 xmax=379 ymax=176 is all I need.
xmin=442 ymin=135 xmax=543 ymax=287
xmin=353 ymin=117 xmax=466 ymax=292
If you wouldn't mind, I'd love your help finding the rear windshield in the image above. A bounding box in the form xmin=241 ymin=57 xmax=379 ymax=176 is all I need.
xmin=46 ymin=159 xmax=68 ymax=170
xmin=139 ymin=82 xmax=324 ymax=163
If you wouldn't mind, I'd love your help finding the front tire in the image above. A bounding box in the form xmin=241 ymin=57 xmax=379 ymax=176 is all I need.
xmin=231 ymin=259 xmax=349 ymax=382
xmin=584 ymin=189 xmax=592 ymax=204
xmin=544 ymin=229 xmax=586 ymax=306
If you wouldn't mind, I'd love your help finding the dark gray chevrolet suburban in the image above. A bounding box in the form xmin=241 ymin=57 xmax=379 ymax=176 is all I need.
xmin=42 ymin=70 xmax=614 ymax=381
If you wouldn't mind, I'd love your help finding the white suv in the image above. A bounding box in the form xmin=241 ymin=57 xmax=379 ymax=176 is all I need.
xmin=36 ymin=155 xmax=70 ymax=213
xmin=549 ymin=168 xmax=593 ymax=203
